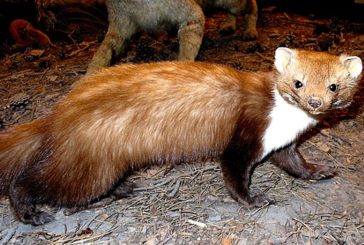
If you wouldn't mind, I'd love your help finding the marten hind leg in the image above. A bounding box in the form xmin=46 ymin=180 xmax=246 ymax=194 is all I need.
xmin=269 ymin=144 xmax=336 ymax=180
xmin=221 ymin=146 xmax=274 ymax=208
xmin=8 ymin=144 xmax=57 ymax=226
xmin=9 ymin=175 xmax=54 ymax=226
xmin=110 ymin=181 xmax=135 ymax=199
xmin=64 ymin=181 xmax=135 ymax=215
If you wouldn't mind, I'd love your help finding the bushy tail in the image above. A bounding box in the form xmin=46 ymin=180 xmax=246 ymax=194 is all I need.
xmin=0 ymin=119 xmax=46 ymax=195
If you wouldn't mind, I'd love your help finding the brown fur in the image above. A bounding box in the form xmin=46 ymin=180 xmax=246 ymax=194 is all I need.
xmin=275 ymin=49 xmax=361 ymax=114
xmin=18 ymin=63 xmax=273 ymax=204
xmin=1 ymin=62 xmax=274 ymax=225
xmin=0 ymin=50 xmax=361 ymax=225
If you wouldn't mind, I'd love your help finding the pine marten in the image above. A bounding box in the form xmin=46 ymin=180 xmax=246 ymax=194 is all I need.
xmin=86 ymin=0 xmax=258 ymax=75
xmin=0 ymin=48 xmax=362 ymax=225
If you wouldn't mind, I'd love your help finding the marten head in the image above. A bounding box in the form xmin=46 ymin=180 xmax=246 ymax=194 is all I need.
xmin=274 ymin=47 xmax=362 ymax=116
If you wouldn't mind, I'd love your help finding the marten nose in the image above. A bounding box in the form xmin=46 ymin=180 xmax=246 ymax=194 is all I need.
xmin=308 ymin=97 xmax=322 ymax=109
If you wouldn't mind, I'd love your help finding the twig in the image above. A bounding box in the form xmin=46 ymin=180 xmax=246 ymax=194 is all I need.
xmin=39 ymin=68 xmax=50 ymax=83
xmin=167 ymin=179 xmax=181 ymax=197
xmin=319 ymin=131 xmax=352 ymax=146
xmin=187 ymin=219 xmax=207 ymax=228
xmin=287 ymin=19 xmax=328 ymax=26
xmin=293 ymin=218 xmax=315 ymax=234
xmin=68 ymin=41 xmax=97 ymax=57
xmin=248 ymin=201 xmax=271 ymax=216
xmin=0 ymin=228 xmax=17 ymax=244
xmin=13 ymin=110 xmax=31 ymax=123
xmin=255 ymin=52 xmax=274 ymax=63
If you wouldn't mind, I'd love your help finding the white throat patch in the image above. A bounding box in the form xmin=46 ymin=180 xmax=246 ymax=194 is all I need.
xmin=261 ymin=89 xmax=318 ymax=160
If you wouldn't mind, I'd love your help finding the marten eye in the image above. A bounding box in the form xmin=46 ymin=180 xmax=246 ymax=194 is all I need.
xmin=329 ymin=84 xmax=337 ymax=92
xmin=294 ymin=80 xmax=303 ymax=89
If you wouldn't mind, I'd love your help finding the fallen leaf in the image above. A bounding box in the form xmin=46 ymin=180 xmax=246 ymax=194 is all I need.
xmin=30 ymin=49 xmax=45 ymax=57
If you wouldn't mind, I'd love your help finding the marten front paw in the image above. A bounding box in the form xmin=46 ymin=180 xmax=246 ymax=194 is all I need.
xmin=230 ymin=191 xmax=274 ymax=208
xmin=303 ymin=164 xmax=336 ymax=180
xmin=246 ymin=193 xmax=275 ymax=208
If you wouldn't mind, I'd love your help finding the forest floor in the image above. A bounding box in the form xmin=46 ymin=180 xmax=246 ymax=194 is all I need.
xmin=0 ymin=5 xmax=364 ymax=245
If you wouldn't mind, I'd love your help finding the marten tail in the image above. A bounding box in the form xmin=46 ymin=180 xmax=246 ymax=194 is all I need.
xmin=0 ymin=119 xmax=47 ymax=195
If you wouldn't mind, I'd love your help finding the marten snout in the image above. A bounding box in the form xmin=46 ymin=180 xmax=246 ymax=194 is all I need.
xmin=307 ymin=97 xmax=322 ymax=109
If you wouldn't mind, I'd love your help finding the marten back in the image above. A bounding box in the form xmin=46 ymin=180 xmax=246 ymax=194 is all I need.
xmin=12 ymin=62 xmax=273 ymax=206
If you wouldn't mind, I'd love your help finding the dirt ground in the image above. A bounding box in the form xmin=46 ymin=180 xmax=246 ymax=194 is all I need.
xmin=0 ymin=4 xmax=364 ymax=244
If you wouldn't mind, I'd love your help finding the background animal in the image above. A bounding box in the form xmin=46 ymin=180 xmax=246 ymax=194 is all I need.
xmin=86 ymin=0 xmax=258 ymax=75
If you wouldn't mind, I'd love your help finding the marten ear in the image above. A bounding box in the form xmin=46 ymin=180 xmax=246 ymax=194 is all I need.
xmin=340 ymin=55 xmax=362 ymax=79
xmin=274 ymin=47 xmax=295 ymax=73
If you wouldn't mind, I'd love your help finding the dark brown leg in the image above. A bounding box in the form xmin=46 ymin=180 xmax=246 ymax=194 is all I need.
xmin=64 ymin=181 xmax=134 ymax=215
xmin=269 ymin=144 xmax=336 ymax=180
xmin=110 ymin=181 xmax=135 ymax=199
xmin=221 ymin=147 xmax=274 ymax=208
xmin=9 ymin=177 xmax=54 ymax=226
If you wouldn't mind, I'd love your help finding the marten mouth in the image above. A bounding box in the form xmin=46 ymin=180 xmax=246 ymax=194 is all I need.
xmin=282 ymin=93 xmax=298 ymax=105
xmin=282 ymin=93 xmax=327 ymax=116
xmin=332 ymin=100 xmax=351 ymax=109
xmin=309 ymin=110 xmax=325 ymax=115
